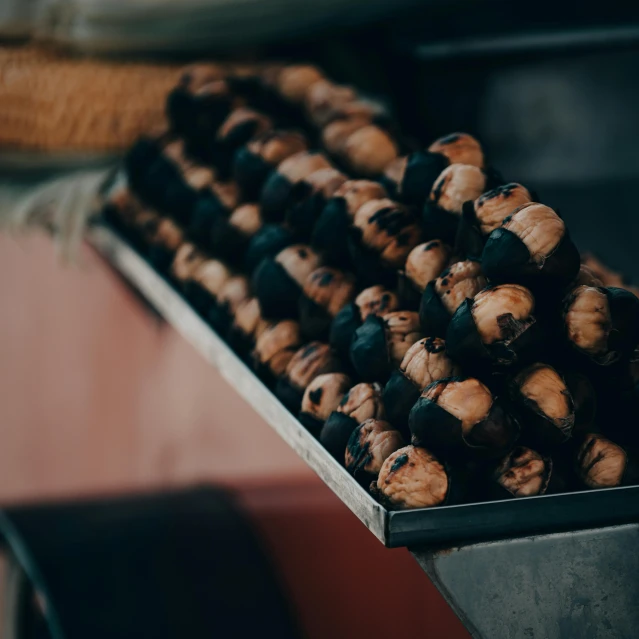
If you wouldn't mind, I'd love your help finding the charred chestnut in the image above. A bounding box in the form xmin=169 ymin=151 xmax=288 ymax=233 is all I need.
xmin=456 ymin=183 xmax=533 ymax=260
xmin=285 ymin=168 xmax=348 ymax=240
xmin=253 ymin=244 xmax=322 ymax=320
xmin=299 ymin=372 xmax=352 ymax=435
xmin=409 ymin=377 xmax=519 ymax=459
xmin=320 ymin=382 xmax=386 ymax=460
xmin=275 ymin=342 xmax=342 ymax=414
xmin=482 ymin=203 xmax=580 ymax=287
xmin=383 ymin=337 xmax=458 ymax=434
xmin=350 ymin=311 xmax=423 ymax=382
xmin=234 ymin=130 xmax=308 ymax=201
xmin=145 ymin=218 xmax=184 ymax=272
xmin=428 ymin=132 xmax=485 ymax=168
xmin=273 ymin=65 xmax=324 ymax=103
xmin=204 ymin=107 xmax=274 ymax=177
xmin=304 ymin=80 xmax=357 ymax=127
xmin=575 ymin=433 xmax=639 ymax=489
xmin=245 ymin=224 xmax=295 ymax=274
xmin=299 ymin=267 xmax=356 ymax=339
xmin=227 ymin=297 xmax=268 ymax=360
xmin=342 ymin=125 xmax=399 ymax=177
xmin=209 ymin=274 xmax=250 ymax=334
xmin=446 ymin=284 xmax=539 ymax=368
xmin=345 ymin=419 xmax=405 ymax=484
xmin=399 ymin=240 xmax=451 ymax=307
xmin=372 ymin=445 xmax=450 ymax=510
xmin=423 ymin=164 xmax=487 ymax=244
xmin=252 ymin=320 xmax=302 ymax=387
xmin=170 ymin=243 xmax=206 ymax=286
xmin=419 ymin=260 xmax=487 ymax=338
xmin=329 ymin=285 xmax=400 ymax=355
xmin=187 ymin=258 xmax=232 ymax=318
xmin=261 ymin=151 xmax=332 ymax=223
xmin=350 ymin=198 xmax=421 ymax=285
xmin=321 ymin=117 xmax=372 ymax=157
xmin=510 ymin=363 xmax=574 ymax=449
xmin=382 ymin=152 xmax=449 ymax=206
xmin=563 ymin=285 xmax=639 ymax=365
xmin=311 ymin=180 xmax=387 ymax=268
xmin=487 ymin=447 xmax=557 ymax=499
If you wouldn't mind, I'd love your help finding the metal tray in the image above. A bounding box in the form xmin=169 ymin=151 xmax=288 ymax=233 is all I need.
xmin=87 ymin=223 xmax=639 ymax=548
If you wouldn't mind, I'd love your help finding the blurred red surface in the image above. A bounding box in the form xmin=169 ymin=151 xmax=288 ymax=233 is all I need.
xmin=0 ymin=234 xmax=468 ymax=638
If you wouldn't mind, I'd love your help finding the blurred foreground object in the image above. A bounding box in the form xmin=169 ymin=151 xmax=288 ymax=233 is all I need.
xmin=0 ymin=45 xmax=179 ymax=153
xmin=0 ymin=488 xmax=300 ymax=639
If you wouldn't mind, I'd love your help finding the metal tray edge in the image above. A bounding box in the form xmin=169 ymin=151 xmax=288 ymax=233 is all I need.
xmin=87 ymin=224 xmax=388 ymax=544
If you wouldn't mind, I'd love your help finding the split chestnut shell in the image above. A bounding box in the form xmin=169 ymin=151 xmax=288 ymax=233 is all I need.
xmin=350 ymin=311 xmax=423 ymax=382
xmin=575 ymin=433 xmax=639 ymax=489
xmin=482 ymin=203 xmax=580 ymax=287
xmin=345 ymin=419 xmax=405 ymax=484
xmin=446 ymin=284 xmax=540 ymax=368
xmin=419 ymin=260 xmax=487 ymax=338
xmin=563 ymin=285 xmax=639 ymax=366
xmin=509 ymin=363 xmax=575 ymax=449
xmin=299 ymin=372 xmax=352 ymax=436
xmin=372 ymin=445 xmax=451 ymax=510
xmin=329 ymin=285 xmax=399 ymax=356
xmin=252 ymin=320 xmax=302 ymax=387
xmin=383 ymin=337 xmax=457 ymax=434
xmin=409 ymin=377 xmax=519 ymax=459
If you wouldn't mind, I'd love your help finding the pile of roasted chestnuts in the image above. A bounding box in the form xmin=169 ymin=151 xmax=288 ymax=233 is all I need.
xmin=103 ymin=61 xmax=639 ymax=512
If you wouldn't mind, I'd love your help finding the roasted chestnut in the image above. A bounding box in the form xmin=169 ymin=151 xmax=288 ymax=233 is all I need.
xmin=245 ymin=224 xmax=295 ymax=274
xmin=484 ymin=447 xmax=559 ymax=499
xmin=399 ymin=240 xmax=451 ymax=307
xmin=350 ymin=198 xmax=422 ymax=285
xmin=275 ymin=342 xmax=342 ymax=414
xmin=227 ymin=297 xmax=268 ymax=360
xmin=145 ymin=217 xmax=184 ymax=272
xmin=299 ymin=372 xmax=352 ymax=435
xmin=383 ymin=337 xmax=458 ymax=434
xmin=234 ymin=130 xmax=308 ymax=201
xmin=299 ymin=267 xmax=357 ymax=339
xmin=321 ymin=117 xmax=372 ymax=157
xmin=212 ymin=107 xmax=273 ymax=176
xmin=419 ymin=260 xmax=487 ymax=338
xmin=575 ymin=433 xmax=639 ymax=489
xmin=261 ymin=151 xmax=332 ymax=223
xmin=311 ymin=180 xmax=387 ymax=268
xmin=170 ymin=243 xmax=206 ymax=286
xmin=509 ymin=363 xmax=574 ymax=449
xmin=345 ymin=419 xmax=405 ymax=484
xmin=446 ymin=284 xmax=540 ymax=368
xmin=272 ymin=64 xmax=324 ymax=103
xmin=304 ymin=80 xmax=357 ymax=127
xmin=329 ymin=285 xmax=400 ymax=356
xmin=350 ymin=311 xmax=423 ymax=382
xmin=253 ymin=244 xmax=322 ymax=320
xmin=409 ymin=377 xmax=519 ymax=459
xmin=456 ymin=183 xmax=533 ymax=260
xmin=187 ymin=258 xmax=232 ymax=318
xmin=563 ymin=285 xmax=639 ymax=366
xmin=285 ymin=168 xmax=348 ymax=240
xmin=208 ymin=274 xmax=250 ymax=334
xmin=382 ymin=152 xmax=449 ymax=206
xmin=252 ymin=320 xmax=303 ymax=387
xmin=428 ymin=132 xmax=485 ymax=168
xmin=372 ymin=445 xmax=451 ymax=510
xmin=342 ymin=125 xmax=399 ymax=177
xmin=482 ymin=203 xmax=580 ymax=287
xmin=422 ymin=164 xmax=487 ymax=244
xmin=320 ymin=382 xmax=385 ymax=460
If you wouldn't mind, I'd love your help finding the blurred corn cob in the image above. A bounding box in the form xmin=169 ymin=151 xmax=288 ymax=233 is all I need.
xmin=0 ymin=45 xmax=181 ymax=152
